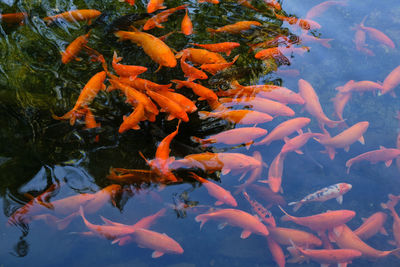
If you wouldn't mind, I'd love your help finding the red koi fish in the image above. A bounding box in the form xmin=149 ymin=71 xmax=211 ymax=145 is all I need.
xmin=143 ymin=5 xmax=188 ymax=30
xmin=289 ymin=240 xmax=361 ymax=267
xmin=255 ymin=117 xmax=311 ymax=146
xmin=288 ymin=183 xmax=352 ymax=212
xmin=346 ymin=146 xmax=400 ymax=173
xmin=61 ymin=32 xmax=90 ymax=64
xmin=336 ymin=80 xmax=383 ymax=94
xmin=147 ymin=0 xmax=166 ymax=13
xmin=316 ymin=122 xmax=369 ymax=160
xmin=176 ymin=48 xmax=227 ymax=65
xmin=190 ymin=42 xmax=240 ymax=56
xmin=354 ymin=212 xmax=388 ymax=240
xmin=180 ymin=53 xmax=208 ymax=82
xmin=190 ymin=172 xmax=237 ymax=207
xmin=119 ymin=104 xmax=146 ymax=133
xmin=328 ymin=224 xmax=400 ymax=258
xmin=207 ymin=21 xmax=262 ymax=34
xmin=112 ymin=51 xmax=147 ymax=78
xmin=114 ymin=30 xmax=176 ymax=71
xmin=181 ymin=9 xmax=193 ymax=35
xmin=52 ymin=71 xmax=106 ymax=125
xmin=279 ymin=206 xmax=356 ymax=232
xmin=191 ymin=127 xmax=268 ymax=149
xmin=306 ymin=0 xmax=348 ymax=20
xmin=358 ymin=16 xmax=395 ymax=49
xmin=43 ymin=9 xmax=101 ymax=24
xmin=299 ymin=79 xmax=343 ymax=129
xmin=172 ymin=79 xmax=217 ymax=101
xmin=381 ymin=65 xmax=400 ymax=96
xmin=195 ymin=208 xmax=269 ymax=238
xmin=200 ymin=55 xmax=239 ymax=75
xmin=0 ymin=12 xmax=27 ymax=24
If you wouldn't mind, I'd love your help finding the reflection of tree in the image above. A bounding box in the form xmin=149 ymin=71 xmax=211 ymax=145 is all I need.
xmin=11 ymin=233 xmax=29 ymax=258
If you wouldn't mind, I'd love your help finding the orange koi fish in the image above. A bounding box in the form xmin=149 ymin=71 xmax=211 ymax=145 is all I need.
xmin=172 ymin=79 xmax=217 ymax=101
xmin=127 ymin=228 xmax=184 ymax=258
xmin=112 ymin=51 xmax=147 ymax=78
xmin=176 ymin=48 xmax=227 ymax=65
xmin=381 ymin=195 xmax=400 ymax=247
xmin=181 ymin=9 xmax=193 ymax=35
xmin=358 ymin=16 xmax=395 ymax=49
xmin=336 ymin=80 xmax=383 ymax=94
xmin=189 ymin=172 xmax=237 ymax=207
xmin=299 ymin=79 xmax=343 ymax=129
xmin=280 ymin=131 xmax=323 ymax=155
xmin=147 ymin=0 xmax=166 ymax=13
xmin=82 ymin=106 xmax=100 ymax=141
xmin=200 ymin=55 xmax=239 ymax=75
xmin=266 ymin=237 xmax=285 ymax=267
xmin=195 ymin=209 xmax=269 ymax=238
xmin=255 ymin=117 xmax=311 ymax=146
xmin=107 ymin=167 xmax=161 ymax=184
xmin=279 ymin=206 xmax=356 ymax=232
xmin=61 ymin=32 xmax=90 ymax=64
xmin=269 ymin=227 xmax=322 ymax=247
xmin=234 ymin=152 xmax=264 ymax=194
xmin=198 ymin=0 xmax=219 ymax=3
xmin=123 ymin=0 xmax=135 ymax=5
xmin=191 ymin=127 xmax=268 ymax=148
xmin=381 ymin=65 xmax=400 ymax=96
xmin=290 ymin=241 xmax=362 ymax=267
xmin=234 ymin=0 xmax=260 ymax=11
xmin=108 ymin=79 xmax=159 ymax=120
xmin=328 ymin=224 xmax=400 ymax=258
xmin=119 ymin=77 xmax=172 ymax=92
xmin=157 ymin=90 xmax=197 ymax=113
xmin=114 ymin=30 xmax=176 ymax=71
xmin=43 ymin=9 xmax=101 ymax=24
xmin=249 ymin=35 xmax=290 ymax=51
xmin=119 ymin=104 xmax=146 ymax=132
xmin=275 ymin=12 xmax=321 ymax=31
xmin=191 ymin=42 xmax=240 ymax=56
xmin=254 ymin=47 xmax=290 ymax=65
xmin=354 ymin=212 xmax=388 ymax=240
xmin=306 ymin=0 xmax=348 ymax=20
xmin=0 ymin=12 xmax=27 ymax=24
xmin=316 ymin=122 xmax=369 ymax=160
xmin=207 ymin=21 xmax=262 ymax=34
xmin=288 ymin=183 xmax=352 ymax=212
xmin=52 ymin=71 xmax=106 ymax=125
xmin=146 ymin=90 xmax=189 ymax=122
xmin=331 ymin=91 xmax=351 ymax=123
xmin=143 ymin=5 xmax=188 ymax=30
xmin=198 ymin=109 xmax=273 ymax=125
xmin=180 ymin=54 xmax=208 ymax=82
xmin=346 ymin=146 xmax=400 ymax=174
xmin=259 ymin=153 xmax=285 ymax=193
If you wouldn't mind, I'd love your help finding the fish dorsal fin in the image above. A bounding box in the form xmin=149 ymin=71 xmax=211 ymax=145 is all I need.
xmin=240 ymin=230 xmax=252 ymax=239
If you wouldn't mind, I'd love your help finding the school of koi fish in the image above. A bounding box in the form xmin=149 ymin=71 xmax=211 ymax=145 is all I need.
xmin=1 ymin=0 xmax=400 ymax=266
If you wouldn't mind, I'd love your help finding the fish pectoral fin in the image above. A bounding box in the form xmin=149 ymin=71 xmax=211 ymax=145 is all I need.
xmin=358 ymin=135 xmax=365 ymax=144
xmin=380 ymin=226 xmax=389 ymax=236
xmin=336 ymin=195 xmax=343 ymax=204
xmin=215 ymin=200 xmax=224 ymax=206
xmin=240 ymin=230 xmax=252 ymax=239
xmin=294 ymin=149 xmax=303 ymax=155
xmin=333 ymin=225 xmax=344 ymax=237
xmin=167 ymin=114 xmax=176 ymax=121
xmin=218 ymin=222 xmax=228 ymax=230
xmin=221 ymin=168 xmax=231 ymax=175
xmin=152 ymin=251 xmax=164 ymax=258
xmin=385 ymin=160 xmax=393 ymax=167
xmin=344 ymin=146 xmax=350 ymax=152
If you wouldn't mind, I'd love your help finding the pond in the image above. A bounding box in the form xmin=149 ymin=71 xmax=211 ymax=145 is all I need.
xmin=0 ymin=0 xmax=400 ymax=266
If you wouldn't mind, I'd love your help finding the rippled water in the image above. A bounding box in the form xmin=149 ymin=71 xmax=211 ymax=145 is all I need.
xmin=1 ymin=0 xmax=400 ymax=266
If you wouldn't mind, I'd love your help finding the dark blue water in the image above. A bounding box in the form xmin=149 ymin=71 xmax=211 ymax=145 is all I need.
xmin=1 ymin=0 xmax=400 ymax=266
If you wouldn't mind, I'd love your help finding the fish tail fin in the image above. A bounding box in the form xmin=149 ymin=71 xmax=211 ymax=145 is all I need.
xmin=51 ymin=109 xmax=82 ymax=126
xmin=384 ymin=248 xmax=400 ymax=258
xmin=195 ymin=214 xmax=208 ymax=229
xmin=345 ymin=160 xmax=353 ymax=174
xmin=188 ymin=172 xmax=208 ymax=183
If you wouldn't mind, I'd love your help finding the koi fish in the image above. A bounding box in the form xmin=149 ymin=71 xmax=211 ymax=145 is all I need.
xmin=200 ymin=55 xmax=239 ymax=75
xmin=191 ymin=42 xmax=240 ymax=56
xmin=234 ymin=151 xmax=264 ymax=193
xmin=181 ymin=9 xmax=193 ymax=35
xmin=299 ymin=79 xmax=343 ymax=129
xmin=254 ymin=47 xmax=290 ymax=65
xmin=107 ymin=167 xmax=161 ymax=184
xmin=143 ymin=5 xmax=188 ymax=30
xmin=279 ymin=206 xmax=356 ymax=232
xmin=198 ymin=0 xmax=219 ymax=3
xmin=353 ymin=27 xmax=374 ymax=56
xmin=280 ymin=131 xmax=324 ymax=155
xmin=147 ymin=0 xmax=166 ymax=13
xmin=112 ymin=51 xmax=147 ymax=78
xmin=171 ymin=79 xmax=217 ymax=101
xmin=358 ymin=16 xmax=395 ymax=49
xmin=289 ymin=240 xmax=361 ymax=267
xmin=189 ymin=172 xmax=237 ymax=207
xmin=255 ymin=117 xmax=311 ymax=146
xmin=180 ymin=53 xmax=208 ymax=82
xmin=316 ymin=122 xmax=369 ymax=160
xmin=114 ymin=30 xmax=176 ymax=71
xmin=0 ymin=12 xmax=27 ymax=25
xmin=119 ymin=77 xmax=172 ymax=92
xmin=207 ymin=21 xmax=262 ymax=34
xmin=328 ymin=224 xmax=400 ymax=258
xmin=43 ymin=9 xmax=101 ymax=24
xmin=300 ymin=34 xmax=333 ymax=48
xmin=336 ymin=80 xmax=383 ymax=94
xmin=52 ymin=71 xmax=106 ymax=125
xmin=157 ymin=90 xmax=197 ymax=113
xmin=345 ymin=146 xmax=400 ymax=173
xmin=305 ymin=0 xmax=348 ymax=20
xmin=381 ymin=196 xmax=400 ymax=248
xmin=249 ymin=35 xmax=291 ymax=51
xmin=191 ymin=127 xmax=268 ymax=149
xmin=119 ymin=104 xmax=146 ymax=132
xmin=247 ymin=184 xmax=286 ymax=208
xmin=198 ymin=110 xmax=273 ymax=125
xmin=331 ymin=91 xmax=351 ymax=123
xmin=123 ymin=0 xmax=135 ymax=6
xmin=288 ymin=183 xmax=352 ymax=212
xmin=269 ymin=227 xmax=322 ymax=247
xmin=274 ymin=13 xmax=321 ymax=31
xmin=259 ymin=153 xmax=286 ymax=193
xmin=146 ymin=90 xmax=189 ymax=122
xmin=176 ymin=48 xmax=227 ymax=65
xmin=195 ymin=208 xmax=269 ymax=238
xmin=81 ymin=106 xmax=100 ymax=141
xmin=354 ymin=212 xmax=388 ymax=240
xmin=266 ymin=237 xmax=285 ymax=267
xmin=61 ymin=32 xmax=90 ymax=64
xmin=381 ymin=65 xmax=400 ymax=96
xmin=242 ymin=191 xmax=275 ymax=226
xmin=264 ymin=0 xmax=281 ymax=10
